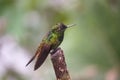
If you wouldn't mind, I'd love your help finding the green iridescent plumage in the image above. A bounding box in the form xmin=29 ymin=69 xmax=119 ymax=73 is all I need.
xmin=26 ymin=23 xmax=73 ymax=70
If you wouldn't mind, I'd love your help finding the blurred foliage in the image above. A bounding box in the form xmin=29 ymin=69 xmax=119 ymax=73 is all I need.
xmin=0 ymin=0 xmax=120 ymax=80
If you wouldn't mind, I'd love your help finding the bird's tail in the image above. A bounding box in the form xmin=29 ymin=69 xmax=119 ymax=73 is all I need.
xmin=26 ymin=44 xmax=42 ymax=67
xmin=26 ymin=55 xmax=36 ymax=66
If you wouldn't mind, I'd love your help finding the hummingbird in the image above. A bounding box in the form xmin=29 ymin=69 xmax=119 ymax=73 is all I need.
xmin=26 ymin=23 xmax=75 ymax=70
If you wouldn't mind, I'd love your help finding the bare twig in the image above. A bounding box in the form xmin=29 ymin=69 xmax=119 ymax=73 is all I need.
xmin=50 ymin=48 xmax=71 ymax=80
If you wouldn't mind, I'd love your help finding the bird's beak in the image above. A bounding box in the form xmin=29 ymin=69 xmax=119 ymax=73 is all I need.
xmin=67 ymin=24 xmax=76 ymax=28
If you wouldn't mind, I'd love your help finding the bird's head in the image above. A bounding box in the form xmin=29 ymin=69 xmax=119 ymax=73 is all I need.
xmin=52 ymin=23 xmax=67 ymax=33
xmin=51 ymin=23 xmax=75 ymax=33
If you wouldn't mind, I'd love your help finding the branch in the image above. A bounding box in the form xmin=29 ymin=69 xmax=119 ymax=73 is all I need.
xmin=50 ymin=48 xmax=71 ymax=80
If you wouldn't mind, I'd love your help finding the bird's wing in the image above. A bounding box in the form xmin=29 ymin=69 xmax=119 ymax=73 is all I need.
xmin=26 ymin=32 xmax=53 ymax=70
xmin=34 ymin=43 xmax=51 ymax=70
xmin=26 ymin=42 xmax=43 ymax=67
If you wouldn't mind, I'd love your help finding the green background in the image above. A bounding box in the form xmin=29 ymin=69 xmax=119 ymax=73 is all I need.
xmin=0 ymin=0 xmax=120 ymax=80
